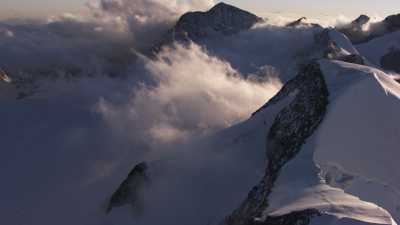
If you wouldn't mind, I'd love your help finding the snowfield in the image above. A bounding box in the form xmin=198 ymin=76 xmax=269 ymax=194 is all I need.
xmin=260 ymin=60 xmax=400 ymax=225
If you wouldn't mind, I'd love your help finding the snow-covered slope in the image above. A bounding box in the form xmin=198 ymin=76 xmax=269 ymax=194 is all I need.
xmin=266 ymin=60 xmax=400 ymax=224
xmin=220 ymin=59 xmax=400 ymax=225
xmin=356 ymin=31 xmax=400 ymax=72
xmin=315 ymin=60 xmax=400 ymax=222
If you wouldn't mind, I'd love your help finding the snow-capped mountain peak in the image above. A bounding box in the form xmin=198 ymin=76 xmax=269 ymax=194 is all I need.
xmin=168 ymin=2 xmax=263 ymax=42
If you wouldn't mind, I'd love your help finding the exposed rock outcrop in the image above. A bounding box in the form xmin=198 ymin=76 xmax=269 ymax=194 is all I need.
xmin=286 ymin=17 xmax=307 ymax=27
xmin=339 ymin=13 xmax=400 ymax=44
xmin=0 ymin=68 xmax=12 ymax=83
xmin=223 ymin=62 xmax=329 ymax=225
xmin=352 ymin=15 xmax=371 ymax=27
xmin=314 ymin=29 xmax=345 ymax=59
xmin=337 ymin=15 xmax=371 ymax=44
xmin=380 ymin=47 xmax=400 ymax=73
xmin=107 ymin=162 xmax=150 ymax=214
xmin=384 ymin=14 xmax=400 ymax=32
xmin=285 ymin=17 xmax=321 ymax=28
xmin=313 ymin=29 xmax=365 ymax=65
xmin=164 ymin=2 xmax=263 ymax=43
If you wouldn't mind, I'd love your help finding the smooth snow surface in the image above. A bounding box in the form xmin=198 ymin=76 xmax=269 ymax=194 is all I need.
xmin=264 ymin=60 xmax=400 ymax=225
xmin=268 ymin=184 xmax=396 ymax=225
xmin=315 ymin=60 xmax=400 ymax=223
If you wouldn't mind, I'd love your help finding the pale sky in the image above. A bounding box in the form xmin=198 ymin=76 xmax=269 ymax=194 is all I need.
xmin=0 ymin=0 xmax=399 ymax=19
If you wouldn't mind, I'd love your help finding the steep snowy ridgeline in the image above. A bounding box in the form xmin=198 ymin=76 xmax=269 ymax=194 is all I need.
xmin=314 ymin=60 xmax=400 ymax=222
xmin=209 ymin=84 xmax=299 ymax=169
xmin=223 ymin=60 xmax=399 ymax=225
xmin=320 ymin=59 xmax=400 ymax=100
xmin=273 ymin=59 xmax=400 ymax=224
xmin=356 ymin=31 xmax=400 ymax=72
xmin=313 ymin=28 xmax=365 ymax=66
xmin=264 ymin=127 xmax=395 ymax=225
xmin=103 ymin=89 xmax=293 ymax=225
xmin=327 ymin=29 xmax=360 ymax=56
xmin=261 ymin=60 xmax=399 ymax=225
xmin=223 ymin=62 xmax=331 ymax=225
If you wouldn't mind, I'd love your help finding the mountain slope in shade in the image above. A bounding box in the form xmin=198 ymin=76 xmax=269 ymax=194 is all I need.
xmin=356 ymin=31 xmax=400 ymax=73
xmin=163 ymin=2 xmax=263 ymax=43
xmin=107 ymin=162 xmax=150 ymax=214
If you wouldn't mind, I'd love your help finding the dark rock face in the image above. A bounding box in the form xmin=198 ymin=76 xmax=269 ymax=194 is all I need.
xmin=314 ymin=29 xmax=345 ymax=60
xmin=380 ymin=48 xmax=400 ymax=73
xmin=169 ymin=2 xmax=263 ymax=42
xmin=0 ymin=68 xmax=11 ymax=83
xmin=313 ymin=29 xmax=365 ymax=65
xmin=107 ymin=162 xmax=150 ymax=213
xmin=223 ymin=62 xmax=329 ymax=225
xmin=339 ymin=13 xmax=400 ymax=44
xmin=285 ymin=17 xmax=321 ymax=28
xmin=384 ymin=14 xmax=400 ymax=32
xmin=353 ymin=15 xmax=370 ymax=26
xmin=286 ymin=17 xmax=307 ymax=27
xmin=337 ymin=15 xmax=371 ymax=44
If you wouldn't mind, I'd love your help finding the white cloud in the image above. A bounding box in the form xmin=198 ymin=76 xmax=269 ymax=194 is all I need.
xmin=97 ymin=43 xmax=281 ymax=145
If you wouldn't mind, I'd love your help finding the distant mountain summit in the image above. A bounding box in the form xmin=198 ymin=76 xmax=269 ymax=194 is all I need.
xmin=338 ymin=13 xmax=400 ymax=44
xmin=383 ymin=14 xmax=400 ymax=32
xmin=167 ymin=2 xmax=263 ymax=42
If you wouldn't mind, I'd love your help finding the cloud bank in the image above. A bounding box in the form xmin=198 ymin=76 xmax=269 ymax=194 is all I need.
xmin=98 ymin=43 xmax=281 ymax=146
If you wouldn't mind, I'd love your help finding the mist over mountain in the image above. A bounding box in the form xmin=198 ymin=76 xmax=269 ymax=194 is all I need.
xmin=1 ymin=1 xmax=400 ymax=225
